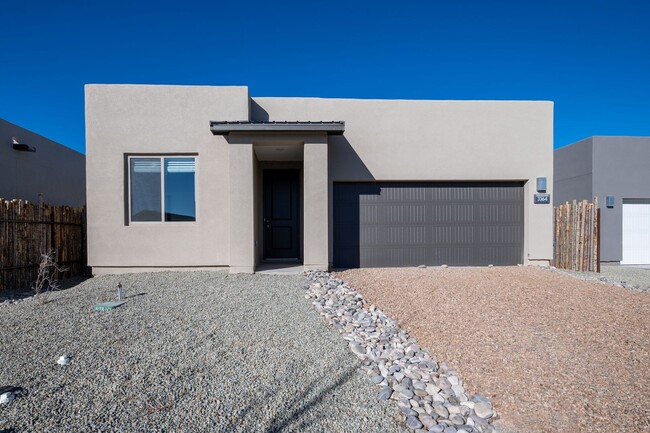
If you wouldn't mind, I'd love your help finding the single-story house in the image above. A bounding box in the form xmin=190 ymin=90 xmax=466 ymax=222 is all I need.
xmin=85 ymin=85 xmax=553 ymax=274
xmin=0 ymin=118 xmax=85 ymax=207
xmin=554 ymin=136 xmax=650 ymax=264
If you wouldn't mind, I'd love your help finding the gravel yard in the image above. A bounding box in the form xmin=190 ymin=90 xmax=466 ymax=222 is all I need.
xmin=334 ymin=266 xmax=650 ymax=433
xmin=560 ymin=264 xmax=650 ymax=293
xmin=0 ymin=271 xmax=406 ymax=432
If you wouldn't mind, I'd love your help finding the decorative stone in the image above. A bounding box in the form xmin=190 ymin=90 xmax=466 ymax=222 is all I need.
xmin=304 ymin=271 xmax=497 ymax=433
xmin=406 ymin=369 xmax=423 ymax=380
xmin=406 ymin=415 xmax=423 ymax=429
xmin=434 ymin=404 xmax=449 ymax=418
xmin=401 ymin=407 xmax=418 ymax=416
xmin=349 ymin=342 xmax=366 ymax=357
xmin=0 ymin=392 xmax=15 ymax=404
xmin=394 ymin=384 xmax=414 ymax=399
xmin=432 ymin=393 xmax=446 ymax=403
xmin=450 ymin=414 xmax=465 ymax=425
xmin=470 ymin=394 xmax=490 ymax=404
xmin=378 ymin=386 xmax=392 ymax=400
xmin=437 ymin=377 xmax=452 ymax=389
xmin=397 ymin=398 xmax=411 ymax=409
xmin=414 ymin=389 xmax=429 ymax=397
xmin=419 ymin=414 xmax=436 ymax=428
xmin=471 ymin=414 xmax=489 ymax=426
xmin=474 ymin=402 xmax=494 ymax=419
xmin=413 ymin=380 xmax=426 ymax=390
xmin=462 ymin=401 xmax=475 ymax=409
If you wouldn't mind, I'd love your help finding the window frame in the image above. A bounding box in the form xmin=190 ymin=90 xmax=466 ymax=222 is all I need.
xmin=127 ymin=154 xmax=198 ymax=225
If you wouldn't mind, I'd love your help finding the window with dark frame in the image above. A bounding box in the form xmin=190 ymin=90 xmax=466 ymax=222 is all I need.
xmin=129 ymin=156 xmax=196 ymax=222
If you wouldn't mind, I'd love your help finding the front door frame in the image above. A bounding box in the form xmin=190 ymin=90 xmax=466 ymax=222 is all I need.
xmin=262 ymin=168 xmax=301 ymax=261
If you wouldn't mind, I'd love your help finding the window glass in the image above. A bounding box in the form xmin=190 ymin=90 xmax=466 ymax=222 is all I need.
xmin=164 ymin=158 xmax=196 ymax=221
xmin=130 ymin=158 xmax=162 ymax=222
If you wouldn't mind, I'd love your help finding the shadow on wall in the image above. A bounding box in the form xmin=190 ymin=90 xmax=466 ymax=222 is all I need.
xmin=329 ymin=135 xmax=374 ymax=181
xmin=329 ymin=136 xmax=376 ymax=269
xmin=250 ymin=99 xmax=270 ymax=122
xmin=333 ymin=183 xmax=381 ymax=269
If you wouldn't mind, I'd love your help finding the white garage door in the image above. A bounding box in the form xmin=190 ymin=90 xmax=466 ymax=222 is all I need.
xmin=622 ymin=199 xmax=650 ymax=264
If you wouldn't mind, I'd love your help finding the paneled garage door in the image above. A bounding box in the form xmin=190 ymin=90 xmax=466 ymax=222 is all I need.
xmin=622 ymin=199 xmax=650 ymax=264
xmin=333 ymin=182 xmax=524 ymax=268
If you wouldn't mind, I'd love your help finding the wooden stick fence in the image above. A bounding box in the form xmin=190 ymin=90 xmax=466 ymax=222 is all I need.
xmin=553 ymin=198 xmax=600 ymax=272
xmin=0 ymin=198 xmax=86 ymax=292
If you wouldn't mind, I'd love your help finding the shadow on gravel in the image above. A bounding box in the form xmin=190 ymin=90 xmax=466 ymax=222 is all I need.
xmin=0 ymin=276 xmax=89 ymax=302
xmin=264 ymin=365 xmax=358 ymax=433
xmin=221 ymin=364 xmax=359 ymax=432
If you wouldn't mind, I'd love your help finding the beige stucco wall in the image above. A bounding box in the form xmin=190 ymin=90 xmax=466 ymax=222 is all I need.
xmin=86 ymin=85 xmax=553 ymax=274
xmin=85 ymin=85 xmax=248 ymax=272
xmin=253 ymin=97 xmax=554 ymax=264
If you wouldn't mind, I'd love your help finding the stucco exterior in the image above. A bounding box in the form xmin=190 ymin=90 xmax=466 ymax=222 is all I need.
xmin=85 ymin=84 xmax=553 ymax=274
xmin=0 ymin=118 xmax=85 ymax=206
xmin=554 ymin=136 xmax=650 ymax=262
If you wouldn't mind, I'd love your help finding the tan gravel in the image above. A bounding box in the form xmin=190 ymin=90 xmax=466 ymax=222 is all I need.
xmin=333 ymin=266 xmax=650 ymax=433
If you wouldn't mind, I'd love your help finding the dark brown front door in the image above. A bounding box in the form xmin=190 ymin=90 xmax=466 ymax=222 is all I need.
xmin=263 ymin=170 xmax=300 ymax=260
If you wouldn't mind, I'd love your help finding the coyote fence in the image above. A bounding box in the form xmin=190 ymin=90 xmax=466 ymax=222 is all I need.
xmin=0 ymin=198 xmax=86 ymax=292
xmin=553 ymin=198 xmax=600 ymax=272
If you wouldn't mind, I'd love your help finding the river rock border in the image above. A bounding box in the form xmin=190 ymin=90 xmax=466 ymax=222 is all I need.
xmin=304 ymin=271 xmax=497 ymax=433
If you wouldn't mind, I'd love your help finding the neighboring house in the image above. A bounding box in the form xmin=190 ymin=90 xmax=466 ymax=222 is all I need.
xmin=85 ymin=84 xmax=553 ymax=275
xmin=0 ymin=118 xmax=86 ymax=207
xmin=554 ymin=136 xmax=650 ymax=265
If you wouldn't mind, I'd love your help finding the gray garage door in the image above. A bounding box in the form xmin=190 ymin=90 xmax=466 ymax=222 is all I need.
xmin=333 ymin=182 xmax=524 ymax=268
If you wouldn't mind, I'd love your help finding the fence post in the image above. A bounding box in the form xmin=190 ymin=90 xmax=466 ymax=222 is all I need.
xmin=82 ymin=205 xmax=87 ymax=276
xmin=553 ymin=199 xmax=600 ymax=272
xmin=597 ymin=207 xmax=601 ymax=273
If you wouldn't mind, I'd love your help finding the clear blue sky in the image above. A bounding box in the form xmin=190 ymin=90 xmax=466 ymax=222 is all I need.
xmin=1 ymin=0 xmax=648 ymax=154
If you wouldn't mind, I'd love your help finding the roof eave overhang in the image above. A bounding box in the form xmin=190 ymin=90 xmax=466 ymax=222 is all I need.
xmin=210 ymin=121 xmax=345 ymax=136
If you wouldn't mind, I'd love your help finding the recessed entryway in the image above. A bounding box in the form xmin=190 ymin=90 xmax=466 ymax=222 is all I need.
xmin=263 ymin=169 xmax=301 ymax=261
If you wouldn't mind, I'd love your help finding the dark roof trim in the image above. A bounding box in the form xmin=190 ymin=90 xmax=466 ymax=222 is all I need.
xmin=210 ymin=121 xmax=345 ymax=135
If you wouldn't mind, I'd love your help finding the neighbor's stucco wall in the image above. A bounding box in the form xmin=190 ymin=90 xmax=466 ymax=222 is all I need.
xmin=553 ymin=137 xmax=593 ymax=206
xmin=253 ymin=97 xmax=555 ymax=265
xmin=85 ymin=85 xmax=249 ymax=272
xmin=0 ymin=118 xmax=85 ymax=206
xmin=592 ymin=136 xmax=650 ymax=262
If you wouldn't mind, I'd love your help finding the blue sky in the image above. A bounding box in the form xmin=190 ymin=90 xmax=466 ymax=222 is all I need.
xmin=1 ymin=0 xmax=648 ymax=154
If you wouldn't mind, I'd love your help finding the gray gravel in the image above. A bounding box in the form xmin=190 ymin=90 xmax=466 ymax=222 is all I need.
xmin=552 ymin=264 xmax=650 ymax=293
xmin=0 ymin=271 xmax=406 ymax=432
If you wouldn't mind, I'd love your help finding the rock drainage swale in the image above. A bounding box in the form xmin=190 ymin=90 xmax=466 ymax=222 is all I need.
xmin=305 ymin=271 xmax=498 ymax=433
